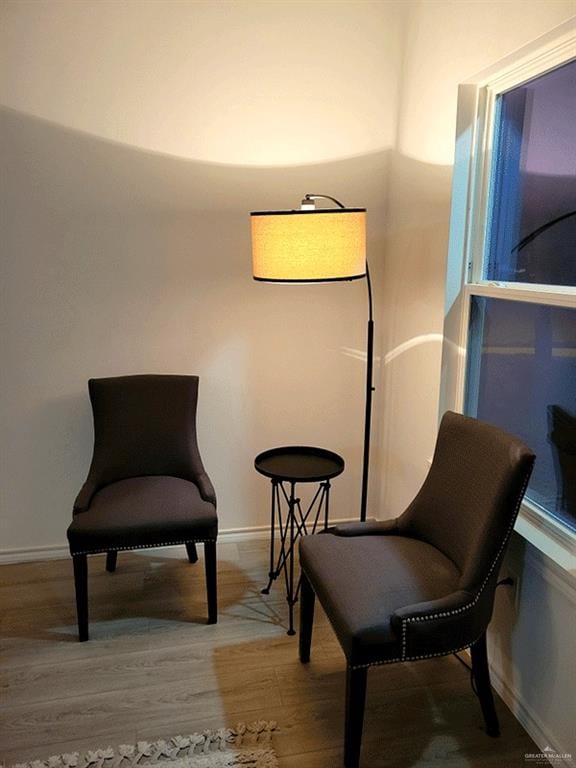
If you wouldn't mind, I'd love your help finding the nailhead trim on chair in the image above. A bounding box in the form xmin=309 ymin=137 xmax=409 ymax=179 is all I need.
xmin=346 ymin=466 xmax=533 ymax=672
xmin=72 ymin=538 xmax=217 ymax=556
xmin=399 ymin=468 xmax=532 ymax=662
xmin=351 ymin=633 xmax=486 ymax=670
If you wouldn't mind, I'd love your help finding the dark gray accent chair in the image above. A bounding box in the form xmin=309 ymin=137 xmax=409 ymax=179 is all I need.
xmin=67 ymin=375 xmax=217 ymax=641
xmin=299 ymin=411 xmax=535 ymax=768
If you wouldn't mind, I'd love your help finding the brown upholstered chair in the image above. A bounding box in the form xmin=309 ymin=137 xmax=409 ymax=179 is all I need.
xmin=299 ymin=411 xmax=535 ymax=768
xmin=67 ymin=375 xmax=217 ymax=641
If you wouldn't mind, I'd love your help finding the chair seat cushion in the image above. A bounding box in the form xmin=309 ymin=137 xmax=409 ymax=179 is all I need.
xmin=67 ymin=476 xmax=217 ymax=555
xmin=299 ymin=532 xmax=460 ymax=666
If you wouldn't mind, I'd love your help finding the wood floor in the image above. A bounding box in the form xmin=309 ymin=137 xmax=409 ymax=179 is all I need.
xmin=0 ymin=540 xmax=539 ymax=767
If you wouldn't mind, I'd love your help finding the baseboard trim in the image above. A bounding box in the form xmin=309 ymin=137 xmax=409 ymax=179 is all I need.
xmin=459 ymin=643 xmax=575 ymax=768
xmin=0 ymin=517 xmax=366 ymax=564
xmin=0 ymin=544 xmax=71 ymax=564
xmin=488 ymin=655 xmax=575 ymax=768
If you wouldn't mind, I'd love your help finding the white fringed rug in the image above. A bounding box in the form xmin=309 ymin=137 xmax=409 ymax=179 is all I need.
xmin=9 ymin=722 xmax=278 ymax=768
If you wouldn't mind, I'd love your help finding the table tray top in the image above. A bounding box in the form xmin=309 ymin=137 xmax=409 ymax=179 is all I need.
xmin=255 ymin=446 xmax=345 ymax=482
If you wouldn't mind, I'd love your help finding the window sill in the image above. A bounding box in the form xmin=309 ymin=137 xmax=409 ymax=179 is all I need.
xmin=515 ymin=499 xmax=576 ymax=575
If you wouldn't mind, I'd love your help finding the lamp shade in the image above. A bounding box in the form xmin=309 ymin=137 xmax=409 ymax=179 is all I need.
xmin=251 ymin=208 xmax=366 ymax=282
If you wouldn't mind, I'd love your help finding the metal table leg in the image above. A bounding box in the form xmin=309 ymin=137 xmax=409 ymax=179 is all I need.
xmin=261 ymin=480 xmax=277 ymax=595
xmin=261 ymin=478 xmax=332 ymax=635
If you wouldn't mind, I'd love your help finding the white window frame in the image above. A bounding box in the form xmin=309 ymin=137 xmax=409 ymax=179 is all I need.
xmin=440 ymin=18 xmax=576 ymax=572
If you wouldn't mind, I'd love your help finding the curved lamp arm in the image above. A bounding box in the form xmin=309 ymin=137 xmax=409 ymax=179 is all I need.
xmin=303 ymin=193 xmax=374 ymax=521
xmin=303 ymin=193 xmax=346 ymax=209
xmin=511 ymin=209 xmax=576 ymax=253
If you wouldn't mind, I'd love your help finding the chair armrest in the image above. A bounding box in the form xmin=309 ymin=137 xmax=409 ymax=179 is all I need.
xmin=74 ymin=472 xmax=216 ymax=514
xmin=195 ymin=471 xmax=217 ymax=506
xmin=73 ymin=480 xmax=98 ymax=514
xmin=330 ymin=519 xmax=399 ymax=537
xmin=391 ymin=589 xmax=490 ymax=659
xmin=391 ymin=589 xmax=474 ymax=628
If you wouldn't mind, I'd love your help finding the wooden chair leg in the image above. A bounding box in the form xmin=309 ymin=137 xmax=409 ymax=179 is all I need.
xmin=185 ymin=542 xmax=198 ymax=564
xmin=471 ymin=632 xmax=500 ymax=737
xmin=106 ymin=551 xmax=117 ymax=572
xmin=299 ymin=571 xmax=315 ymax=663
xmin=73 ymin=555 xmax=89 ymax=642
xmin=345 ymin=665 xmax=367 ymax=768
xmin=204 ymin=541 xmax=217 ymax=624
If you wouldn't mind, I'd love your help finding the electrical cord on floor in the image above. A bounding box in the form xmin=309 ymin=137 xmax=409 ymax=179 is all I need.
xmin=452 ymin=577 xmax=514 ymax=697
xmin=453 ymin=651 xmax=478 ymax=696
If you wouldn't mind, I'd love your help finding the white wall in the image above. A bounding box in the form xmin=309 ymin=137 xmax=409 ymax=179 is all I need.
xmin=0 ymin=0 xmax=404 ymax=553
xmin=379 ymin=0 xmax=575 ymax=517
xmin=380 ymin=1 xmax=575 ymax=761
xmin=0 ymin=0 xmax=401 ymax=167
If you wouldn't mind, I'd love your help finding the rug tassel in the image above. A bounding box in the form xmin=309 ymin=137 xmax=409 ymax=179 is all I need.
xmin=8 ymin=722 xmax=278 ymax=768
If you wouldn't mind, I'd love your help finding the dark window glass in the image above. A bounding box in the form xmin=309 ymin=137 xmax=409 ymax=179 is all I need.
xmin=485 ymin=60 xmax=576 ymax=286
xmin=466 ymin=297 xmax=576 ymax=532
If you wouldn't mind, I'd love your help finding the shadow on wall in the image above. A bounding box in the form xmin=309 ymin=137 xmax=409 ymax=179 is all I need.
xmin=378 ymin=149 xmax=454 ymax=518
xmin=0 ymin=106 xmax=452 ymax=553
xmin=0 ymin=106 xmax=385 ymax=552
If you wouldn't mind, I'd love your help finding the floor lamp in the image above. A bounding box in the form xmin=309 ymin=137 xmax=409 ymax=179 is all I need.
xmin=250 ymin=194 xmax=374 ymax=522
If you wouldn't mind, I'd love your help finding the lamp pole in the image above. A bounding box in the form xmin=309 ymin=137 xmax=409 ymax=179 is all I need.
xmin=361 ymin=262 xmax=374 ymax=523
xmin=303 ymin=194 xmax=374 ymax=522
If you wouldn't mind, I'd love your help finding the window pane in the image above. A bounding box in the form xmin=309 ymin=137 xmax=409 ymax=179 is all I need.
xmin=485 ymin=60 xmax=576 ymax=287
xmin=466 ymin=297 xmax=576 ymax=532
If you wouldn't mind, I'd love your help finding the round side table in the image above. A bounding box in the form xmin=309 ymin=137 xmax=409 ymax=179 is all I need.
xmin=255 ymin=446 xmax=345 ymax=635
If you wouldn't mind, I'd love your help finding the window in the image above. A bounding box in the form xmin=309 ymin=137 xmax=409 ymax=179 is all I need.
xmin=466 ymin=59 xmax=576 ymax=534
xmin=485 ymin=61 xmax=576 ymax=287
xmin=441 ymin=24 xmax=576 ymax=559
xmin=466 ymin=298 xmax=576 ymax=531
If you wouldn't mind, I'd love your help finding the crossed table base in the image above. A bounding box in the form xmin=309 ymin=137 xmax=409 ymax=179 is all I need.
xmin=255 ymin=446 xmax=345 ymax=635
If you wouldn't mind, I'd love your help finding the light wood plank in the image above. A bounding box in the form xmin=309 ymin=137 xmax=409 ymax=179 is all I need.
xmin=0 ymin=542 xmax=539 ymax=767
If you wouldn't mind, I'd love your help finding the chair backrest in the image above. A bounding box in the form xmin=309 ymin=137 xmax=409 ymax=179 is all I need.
xmin=85 ymin=374 xmax=205 ymax=492
xmin=398 ymin=411 xmax=535 ymax=593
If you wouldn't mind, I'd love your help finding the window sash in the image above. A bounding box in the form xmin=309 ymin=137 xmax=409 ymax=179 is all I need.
xmin=462 ymin=28 xmax=576 ymax=290
xmin=468 ymin=283 xmax=576 ymax=306
xmin=440 ymin=20 xmax=576 ymax=567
